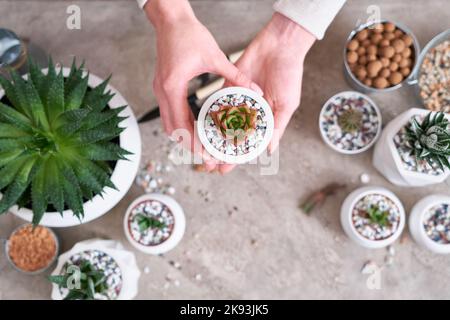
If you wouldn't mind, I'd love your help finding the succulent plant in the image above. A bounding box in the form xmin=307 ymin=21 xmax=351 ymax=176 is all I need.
xmin=338 ymin=108 xmax=363 ymax=133
xmin=406 ymin=111 xmax=450 ymax=170
xmin=211 ymin=104 xmax=257 ymax=145
xmin=49 ymin=260 xmax=108 ymax=300
xmin=0 ymin=59 xmax=131 ymax=225
xmin=366 ymin=205 xmax=390 ymax=227
xmin=135 ymin=213 xmax=166 ymax=232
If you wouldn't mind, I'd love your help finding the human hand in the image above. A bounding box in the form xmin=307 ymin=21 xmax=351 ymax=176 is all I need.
xmin=146 ymin=0 xmax=262 ymax=171
xmin=216 ymin=13 xmax=316 ymax=174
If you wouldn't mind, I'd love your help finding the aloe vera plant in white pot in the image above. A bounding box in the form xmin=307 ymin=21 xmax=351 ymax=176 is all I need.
xmin=373 ymin=108 xmax=450 ymax=187
xmin=0 ymin=59 xmax=141 ymax=227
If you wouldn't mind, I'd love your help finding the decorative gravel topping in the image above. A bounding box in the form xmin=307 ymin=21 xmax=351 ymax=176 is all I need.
xmin=320 ymin=93 xmax=380 ymax=152
xmin=394 ymin=116 xmax=443 ymax=176
xmin=60 ymin=250 xmax=122 ymax=300
xmin=419 ymin=40 xmax=450 ymax=112
xmin=352 ymin=194 xmax=401 ymax=241
xmin=128 ymin=199 xmax=175 ymax=246
xmin=203 ymin=94 xmax=268 ymax=156
xmin=423 ymin=203 xmax=450 ymax=244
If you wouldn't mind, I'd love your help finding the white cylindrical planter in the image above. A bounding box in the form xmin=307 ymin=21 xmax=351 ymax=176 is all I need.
xmin=50 ymin=239 xmax=140 ymax=300
xmin=409 ymin=195 xmax=450 ymax=254
xmin=197 ymin=87 xmax=274 ymax=164
xmin=5 ymin=67 xmax=142 ymax=227
xmin=373 ymin=108 xmax=449 ymax=187
xmin=124 ymin=194 xmax=185 ymax=255
xmin=341 ymin=186 xmax=405 ymax=248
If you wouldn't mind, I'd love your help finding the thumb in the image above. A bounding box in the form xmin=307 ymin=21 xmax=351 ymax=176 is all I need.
xmin=212 ymin=57 xmax=263 ymax=95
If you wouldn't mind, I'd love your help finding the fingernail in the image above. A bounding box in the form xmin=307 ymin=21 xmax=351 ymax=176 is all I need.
xmin=251 ymin=83 xmax=263 ymax=96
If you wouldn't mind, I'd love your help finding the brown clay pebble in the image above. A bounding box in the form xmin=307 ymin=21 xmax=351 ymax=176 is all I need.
xmin=347 ymin=51 xmax=358 ymax=64
xmin=402 ymin=47 xmax=412 ymax=58
xmin=384 ymin=22 xmax=396 ymax=33
xmin=384 ymin=32 xmax=396 ymax=40
xmin=394 ymin=29 xmax=404 ymax=37
xmin=380 ymin=39 xmax=390 ymax=47
xmin=389 ymin=62 xmax=399 ymax=71
xmin=362 ymin=39 xmax=371 ymax=48
xmin=381 ymin=46 xmax=395 ymax=58
xmin=364 ymin=78 xmax=373 ymax=87
xmin=358 ymin=55 xmax=368 ymax=65
xmin=399 ymin=58 xmax=411 ymax=68
xmin=370 ymin=33 xmax=383 ymax=45
xmin=374 ymin=77 xmax=389 ymax=89
xmin=402 ymin=34 xmax=413 ymax=47
xmin=367 ymin=45 xmax=378 ymax=55
xmin=373 ymin=23 xmax=384 ymax=33
xmin=380 ymin=68 xmax=391 ymax=78
xmin=392 ymin=39 xmax=406 ymax=53
xmin=347 ymin=39 xmax=359 ymax=51
xmin=381 ymin=57 xmax=390 ymax=68
xmin=356 ymin=29 xmax=369 ymax=41
xmin=355 ymin=66 xmax=367 ymax=81
xmin=367 ymin=60 xmax=383 ymax=78
xmin=393 ymin=54 xmax=402 ymax=63
xmin=400 ymin=67 xmax=411 ymax=77
xmin=367 ymin=54 xmax=377 ymax=62
xmin=389 ymin=72 xmax=403 ymax=85
xmin=357 ymin=46 xmax=366 ymax=55
xmin=349 ymin=63 xmax=357 ymax=72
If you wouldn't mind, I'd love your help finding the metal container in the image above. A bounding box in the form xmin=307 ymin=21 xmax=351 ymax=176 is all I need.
xmin=0 ymin=28 xmax=27 ymax=72
xmin=343 ymin=20 xmax=421 ymax=94
xmin=410 ymin=29 xmax=450 ymax=109
xmin=3 ymin=224 xmax=59 ymax=275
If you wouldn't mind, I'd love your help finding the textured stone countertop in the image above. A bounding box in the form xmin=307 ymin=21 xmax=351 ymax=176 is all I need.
xmin=0 ymin=0 xmax=449 ymax=299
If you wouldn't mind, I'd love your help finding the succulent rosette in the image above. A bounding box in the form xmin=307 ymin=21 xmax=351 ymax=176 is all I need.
xmin=210 ymin=104 xmax=257 ymax=145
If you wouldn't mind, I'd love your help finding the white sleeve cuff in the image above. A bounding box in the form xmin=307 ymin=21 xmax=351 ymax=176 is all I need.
xmin=136 ymin=0 xmax=148 ymax=9
xmin=273 ymin=0 xmax=346 ymax=40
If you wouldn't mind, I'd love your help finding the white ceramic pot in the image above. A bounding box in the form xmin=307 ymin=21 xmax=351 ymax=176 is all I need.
xmin=373 ymin=108 xmax=450 ymax=187
xmin=50 ymin=239 xmax=140 ymax=300
xmin=1 ymin=67 xmax=142 ymax=227
xmin=124 ymin=193 xmax=185 ymax=255
xmin=409 ymin=194 xmax=450 ymax=254
xmin=197 ymin=87 xmax=274 ymax=164
xmin=319 ymin=91 xmax=382 ymax=155
xmin=340 ymin=186 xmax=405 ymax=249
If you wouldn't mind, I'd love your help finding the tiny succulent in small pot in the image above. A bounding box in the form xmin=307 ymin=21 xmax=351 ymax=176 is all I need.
xmin=49 ymin=259 xmax=108 ymax=300
xmin=210 ymin=104 xmax=257 ymax=145
xmin=0 ymin=58 xmax=132 ymax=225
xmin=373 ymin=108 xmax=450 ymax=186
xmin=366 ymin=205 xmax=390 ymax=227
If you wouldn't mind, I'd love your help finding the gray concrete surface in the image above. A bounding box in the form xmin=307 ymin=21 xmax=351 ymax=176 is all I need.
xmin=0 ymin=0 xmax=450 ymax=299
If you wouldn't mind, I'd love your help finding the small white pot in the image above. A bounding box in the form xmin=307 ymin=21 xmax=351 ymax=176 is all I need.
xmin=197 ymin=87 xmax=274 ymax=164
xmin=1 ymin=67 xmax=142 ymax=227
xmin=319 ymin=91 xmax=382 ymax=155
xmin=123 ymin=194 xmax=185 ymax=255
xmin=409 ymin=194 xmax=450 ymax=254
xmin=373 ymin=108 xmax=449 ymax=187
xmin=50 ymin=239 xmax=140 ymax=300
xmin=340 ymin=186 xmax=405 ymax=249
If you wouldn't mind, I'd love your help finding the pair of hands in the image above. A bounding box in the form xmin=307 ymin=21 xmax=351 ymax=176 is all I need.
xmin=146 ymin=0 xmax=315 ymax=174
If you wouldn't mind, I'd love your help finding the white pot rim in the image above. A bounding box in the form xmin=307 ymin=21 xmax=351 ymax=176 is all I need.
xmin=319 ymin=91 xmax=382 ymax=155
xmin=386 ymin=108 xmax=449 ymax=181
xmin=409 ymin=194 xmax=450 ymax=253
xmin=197 ymin=87 xmax=274 ymax=164
xmin=2 ymin=67 xmax=142 ymax=227
xmin=123 ymin=193 xmax=186 ymax=255
xmin=344 ymin=186 xmax=405 ymax=247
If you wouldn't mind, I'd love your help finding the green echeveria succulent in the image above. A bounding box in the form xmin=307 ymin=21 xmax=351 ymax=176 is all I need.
xmin=48 ymin=260 xmax=108 ymax=300
xmin=406 ymin=111 xmax=450 ymax=171
xmin=211 ymin=104 xmax=257 ymax=145
xmin=0 ymin=59 xmax=131 ymax=225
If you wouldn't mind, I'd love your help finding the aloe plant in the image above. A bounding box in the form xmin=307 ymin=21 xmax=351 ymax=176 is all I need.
xmin=406 ymin=112 xmax=450 ymax=170
xmin=49 ymin=260 xmax=108 ymax=300
xmin=0 ymin=59 xmax=131 ymax=225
